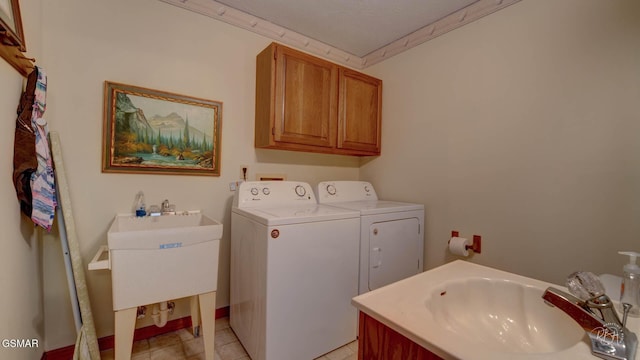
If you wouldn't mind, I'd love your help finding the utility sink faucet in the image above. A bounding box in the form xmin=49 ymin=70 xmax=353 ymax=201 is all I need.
xmin=542 ymin=271 xmax=637 ymax=360
xmin=161 ymin=199 xmax=176 ymax=214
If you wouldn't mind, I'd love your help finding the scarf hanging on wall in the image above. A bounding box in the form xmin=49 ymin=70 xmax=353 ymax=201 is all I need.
xmin=12 ymin=66 xmax=56 ymax=230
xmin=12 ymin=67 xmax=39 ymax=218
xmin=29 ymin=67 xmax=56 ymax=230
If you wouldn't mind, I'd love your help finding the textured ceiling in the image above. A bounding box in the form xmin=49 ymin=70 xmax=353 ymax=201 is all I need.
xmin=214 ymin=0 xmax=478 ymax=57
xmin=159 ymin=0 xmax=522 ymax=68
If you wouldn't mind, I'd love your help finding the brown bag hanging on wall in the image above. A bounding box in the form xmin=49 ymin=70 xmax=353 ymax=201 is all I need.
xmin=12 ymin=67 xmax=39 ymax=218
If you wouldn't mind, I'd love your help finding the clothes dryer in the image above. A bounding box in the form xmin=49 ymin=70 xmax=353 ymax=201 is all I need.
xmin=316 ymin=181 xmax=424 ymax=294
xmin=230 ymin=181 xmax=360 ymax=360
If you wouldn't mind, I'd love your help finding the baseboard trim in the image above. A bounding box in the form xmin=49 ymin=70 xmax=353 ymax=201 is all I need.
xmin=41 ymin=306 xmax=229 ymax=360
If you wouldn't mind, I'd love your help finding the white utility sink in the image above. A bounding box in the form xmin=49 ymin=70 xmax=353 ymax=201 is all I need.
xmin=104 ymin=212 xmax=222 ymax=310
xmin=426 ymin=277 xmax=584 ymax=354
xmin=90 ymin=211 xmax=222 ymax=360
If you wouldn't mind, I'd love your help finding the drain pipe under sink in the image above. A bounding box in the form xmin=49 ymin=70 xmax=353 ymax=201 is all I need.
xmin=152 ymin=302 xmax=169 ymax=327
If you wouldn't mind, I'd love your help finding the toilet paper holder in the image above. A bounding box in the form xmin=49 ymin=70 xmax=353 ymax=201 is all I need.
xmin=451 ymin=231 xmax=482 ymax=254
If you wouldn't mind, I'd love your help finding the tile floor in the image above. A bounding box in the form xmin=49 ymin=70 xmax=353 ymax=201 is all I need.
xmin=99 ymin=317 xmax=358 ymax=360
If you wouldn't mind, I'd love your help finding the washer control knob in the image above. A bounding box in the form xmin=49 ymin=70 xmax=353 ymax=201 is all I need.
xmin=326 ymin=184 xmax=336 ymax=195
xmin=295 ymin=185 xmax=306 ymax=197
xmin=250 ymin=187 xmax=259 ymax=196
xmin=262 ymin=187 xmax=270 ymax=195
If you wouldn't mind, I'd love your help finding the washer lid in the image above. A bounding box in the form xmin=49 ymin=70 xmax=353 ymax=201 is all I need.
xmin=232 ymin=204 xmax=359 ymax=225
xmin=325 ymin=200 xmax=424 ymax=215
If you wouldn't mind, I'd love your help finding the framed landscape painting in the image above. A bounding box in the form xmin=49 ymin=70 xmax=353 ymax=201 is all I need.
xmin=102 ymin=81 xmax=222 ymax=176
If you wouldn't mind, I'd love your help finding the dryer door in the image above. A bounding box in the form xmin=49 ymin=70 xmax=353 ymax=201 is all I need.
xmin=368 ymin=218 xmax=421 ymax=291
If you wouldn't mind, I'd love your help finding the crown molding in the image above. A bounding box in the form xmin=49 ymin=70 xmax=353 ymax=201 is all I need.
xmin=362 ymin=0 xmax=522 ymax=68
xmin=158 ymin=0 xmax=521 ymax=69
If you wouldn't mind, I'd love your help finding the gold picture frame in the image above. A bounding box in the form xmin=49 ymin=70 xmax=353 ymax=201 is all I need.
xmin=102 ymin=81 xmax=223 ymax=176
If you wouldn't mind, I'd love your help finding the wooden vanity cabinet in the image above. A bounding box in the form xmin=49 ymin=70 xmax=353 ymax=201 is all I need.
xmin=255 ymin=42 xmax=382 ymax=156
xmin=358 ymin=312 xmax=443 ymax=360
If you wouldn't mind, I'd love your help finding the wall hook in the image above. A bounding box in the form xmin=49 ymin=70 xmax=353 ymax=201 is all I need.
xmin=16 ymin=54 xmax=35 ymax=62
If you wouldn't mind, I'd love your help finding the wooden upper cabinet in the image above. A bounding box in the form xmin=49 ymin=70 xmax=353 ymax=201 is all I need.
xmin=255 ymin=43 xmax=382 ymax=156
xmin=274 ymin=45 xmax=337 ymax=148
xmin=338 ymin=68 xmax=382 ymax=154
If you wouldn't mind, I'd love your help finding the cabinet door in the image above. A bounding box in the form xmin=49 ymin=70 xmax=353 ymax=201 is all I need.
xmin=338 ymin=69 xmax=382 ymax=154
xmin=274 ymin=46 xmax=337 ymax=148
xmin=358 ymin=312 xmax=443 ymax=360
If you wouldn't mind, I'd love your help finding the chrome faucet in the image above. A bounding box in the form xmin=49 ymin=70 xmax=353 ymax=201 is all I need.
xmin=542 ymin=272 xmax=637 ymax=360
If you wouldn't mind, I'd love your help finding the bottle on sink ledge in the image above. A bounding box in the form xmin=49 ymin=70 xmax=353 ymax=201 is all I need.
xmin=619 ymin=251 xmax=640 ymax=317
xmin=133 ymin=191 xmax=146 ymax=217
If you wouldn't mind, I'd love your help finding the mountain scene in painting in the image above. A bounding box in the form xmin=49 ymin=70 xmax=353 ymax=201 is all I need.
xmin=112 ymin=92 xmax=215 ymax=169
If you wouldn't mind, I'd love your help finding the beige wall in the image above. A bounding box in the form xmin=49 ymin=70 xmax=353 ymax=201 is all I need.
xmin=3 ymin=0 xmax=640 ymax=354
xmin=362 ymin=0 xmax=640 ymax=283
xmin=0 ymin=70 xmax=45 ymax=360
xmin=0 ymin=1 xmax=45 ymax=359
xmin=37 ymin=0 xmax=359 ymax=350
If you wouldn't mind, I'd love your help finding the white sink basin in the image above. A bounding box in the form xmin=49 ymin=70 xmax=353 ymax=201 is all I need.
xmin=426 ymin=277 xmax=584 ymax=354
xmin=352 ymin=260 xmax=640 ymax=359
xmin=107 ymin=211 xmax=223 ymax=249
xmin=103 ymin=212 xmax=222 ymax=310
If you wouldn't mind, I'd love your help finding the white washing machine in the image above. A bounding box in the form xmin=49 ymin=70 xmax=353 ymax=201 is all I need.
xmin=230 ymin=181 xmax=360 ymax=360
xmin=316 ymin=181 xmax=424 ymax=294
